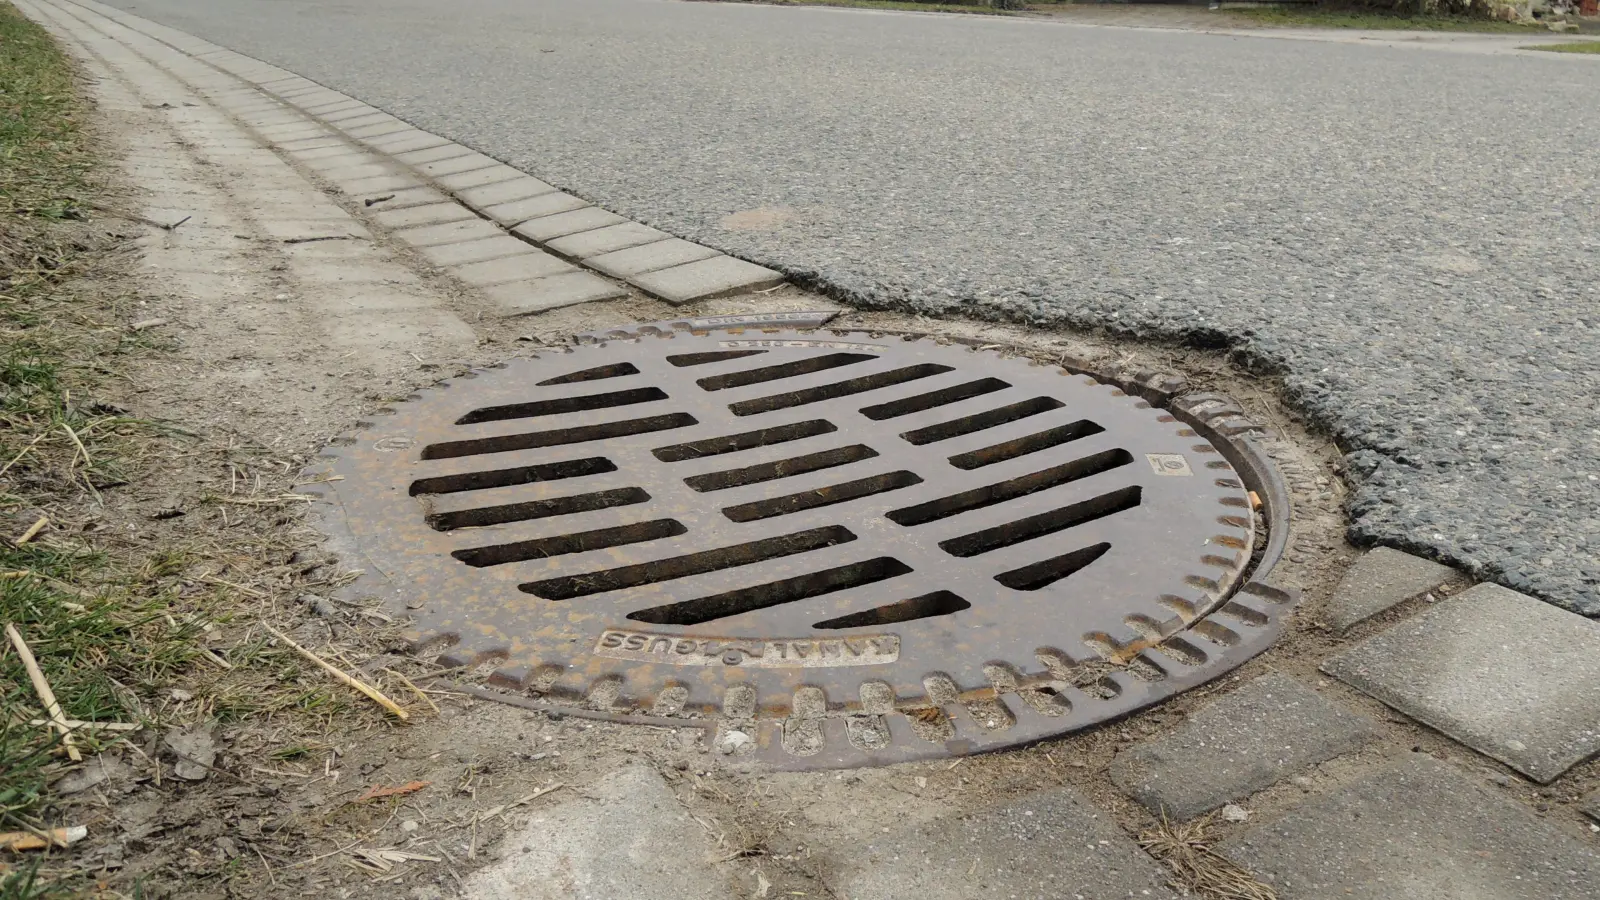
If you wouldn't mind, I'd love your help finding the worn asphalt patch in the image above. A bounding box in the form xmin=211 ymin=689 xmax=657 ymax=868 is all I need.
xmin=87 ymin=0 xmax=1600 ymax=613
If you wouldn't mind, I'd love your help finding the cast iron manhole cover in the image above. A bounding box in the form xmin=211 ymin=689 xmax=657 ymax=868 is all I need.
xmin=313 ymin=320 xmax=1293 ymax=767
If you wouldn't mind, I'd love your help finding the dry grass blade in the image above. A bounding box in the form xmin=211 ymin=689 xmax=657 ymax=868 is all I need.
xmin=5 ymin=622 xmax=81 ymax=761
xmin=263 ymin=624 xmax=409 ymax=720
xmin=1138 ymin=818 xmax=1277 ymax=900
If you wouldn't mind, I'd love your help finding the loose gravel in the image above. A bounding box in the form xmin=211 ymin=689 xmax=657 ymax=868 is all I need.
xmin=91 ymin=0 xmax=1600 ymax=613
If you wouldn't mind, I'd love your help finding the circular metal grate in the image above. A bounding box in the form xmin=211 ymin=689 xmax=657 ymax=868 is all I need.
xmin=313 ymin=324 xmax=1289 ymax=767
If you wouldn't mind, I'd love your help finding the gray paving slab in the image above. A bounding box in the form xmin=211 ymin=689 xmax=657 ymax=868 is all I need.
xmin=363 ymin=130 xmax=450 ymax=155
xmin=462 ymin=764 xmax=736 ymax=900
xmin=834 ymin=786 xmax=1180 ymax=900
xmin=363 ymin=185 xmax=451 ymax=212
xmin=393 ymin=143 xmax=474 ymax=166
xmin=393 ymin=218 xmax=505 ymax=249
xmin=628 ymin=255 xmax=784 ymax=304
xmin=481 ymin=191 xmax=589 ymax=228
xmin=1220 ymin=757 xmax=1600 ymax=900
xmin=449 ymin=251 xmax=575 ymax=287
xmin=1323 ymin=583 xmax=1600 ymax=783
xmin=484 ymin=271 xmax=628 ymax=317
xmin=416 ymin=235 xmax=533 ymax=268
xmin=456 ymin=176 xmax=556 ymax=210
xmin=97 ymin=0 xmax=1600 ymax=616
xmin=320 ymin=162 xmax=395 ymax=183
xmin=416 ymin=152 xmax=498 ymax=178
xmin=371 ymin=201 xmax=474 ymax=230
xmin=586 ymin=238 xmax=719 ymax=278
xmin=341 ymin=174 xmax=422 ymax=196
xmin=512 ymin=206 xmax=629 ymax=243
xmin=545 ymin=221 xmax=668 ymax=259
xmin=434 ymin=163 xmax=525 ymax=192
xmin=1326 ymin=547 xmax=1458 ymax=632
xmin=1110 ymin=673 xmax=1379 ymax=821
xmin=346 ymin=120 xmax=412 ymax=140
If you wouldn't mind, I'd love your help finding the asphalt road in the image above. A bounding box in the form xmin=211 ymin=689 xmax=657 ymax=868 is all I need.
xmin=96 ymin=0 xmax=1599 ymax=614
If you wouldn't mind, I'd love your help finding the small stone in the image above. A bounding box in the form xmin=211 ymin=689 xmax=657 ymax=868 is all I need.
xmin=1220 ymin=804 xmax=1250 ymax=823
xmin=399 ymin=819 xmax=419 ymax=833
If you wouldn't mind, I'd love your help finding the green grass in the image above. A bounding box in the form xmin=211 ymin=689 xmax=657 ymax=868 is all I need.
xmin=1522 ymin=39 xmax=1600 ymax=52
xmin=1235 ymin=7 xmax=1542 ymax=32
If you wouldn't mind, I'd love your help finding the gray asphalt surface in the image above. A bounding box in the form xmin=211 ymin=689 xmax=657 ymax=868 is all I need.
xmin=96 ymin=0 xmax=1599 ymax=613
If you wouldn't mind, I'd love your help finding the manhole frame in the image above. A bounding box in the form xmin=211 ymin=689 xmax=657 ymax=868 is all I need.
xmin=306 ymin=311 xmax=1299 ymax=769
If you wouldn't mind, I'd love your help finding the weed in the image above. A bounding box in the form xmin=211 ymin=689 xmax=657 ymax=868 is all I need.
xmin=1522 ymin=40 xmax=1600 ymax=52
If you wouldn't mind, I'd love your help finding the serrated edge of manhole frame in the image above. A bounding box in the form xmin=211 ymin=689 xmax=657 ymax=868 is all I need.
xmin=303 ymin=312 xmax=1299 ymax=770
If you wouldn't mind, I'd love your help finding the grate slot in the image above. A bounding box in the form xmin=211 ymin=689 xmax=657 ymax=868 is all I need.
xmin=729 ymin=364 xmax=953 ymax=416
xmin=684 ymin=445 xmax=878 ymax=492
xmin=901 ymin=397 xmax=1065 ymax=445
xmin=454 ymin=519 xmax=686 ymax=567
xmin=421 ymin=413 xmax=697 ymax=460
xmin=994 ymin=542 xmax=1112 ymax=591
xmin=627 ymin=556 xmax=912 ymax=626
xmin=948 ymin=420 xmax=1107 ymax=470
xmin=410 ymin=457 xmax=616 ymax=496
xmin=697 ymin=353 xmax=877 ymax=391
xmin=940 ymin=485 xmax=1142 ymax=558
xmin=859 ymin=378 xmax=1010 ymax=421
xmin=456 ymin=387 xmax=668 ymax=425
xmin=652 ymin=419 xmax=836 ymax=463
xmin=723 ymin=471 xmax=924 ymax=523
xmin=427 ymin=486 xmax=650 ymax=531
xmin=813 ymin=591 xmax=971 ymax=629
xmin=523 ymin=525 xmax=857 ymax=600
xmin=887 ymin=449 xmax=1134 ymax=527
xmin=536 ymin=362 xmax=640 ymax=386
xmin=667 ymin=350 xmax=767 ymax=367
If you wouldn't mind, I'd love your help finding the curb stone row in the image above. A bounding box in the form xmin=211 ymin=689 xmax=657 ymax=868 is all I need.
xmin=43 ymin=0 xmax=785 ymax=318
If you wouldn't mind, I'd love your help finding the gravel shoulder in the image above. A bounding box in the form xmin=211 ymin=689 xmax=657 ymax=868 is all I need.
xmin=82 ymin=0 xmax=1600 ymax=615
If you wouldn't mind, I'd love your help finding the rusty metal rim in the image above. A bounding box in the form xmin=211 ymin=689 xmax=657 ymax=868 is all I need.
xmin=310 ymin=311 xmax=1301 ymax=769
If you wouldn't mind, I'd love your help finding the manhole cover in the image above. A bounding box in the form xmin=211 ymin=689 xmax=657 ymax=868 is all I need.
xmin=313 ymin=319 xmax=1293 ymax=767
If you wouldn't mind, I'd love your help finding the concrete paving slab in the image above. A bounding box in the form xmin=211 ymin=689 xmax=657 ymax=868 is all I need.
xmin=1220 ymin=757 xmax=1600 ymax=900
xmin=328 ymin=111 xmax=391 ymax=130
xmin=340 ymin=174 xmax=422 ymax=196
xmin=1110 ymin=673 xmax=1379 ymax=821
xmin=319 ymin=162 xmax=395 ymax=183
xmin=393 ymin=218 xmax=505 ymax=249
xmin=363 ymin=130 xmax=450 ymax=155
xmin=346 ymin=120 xmax=412 ymax=140
xmin=416 ymin=235 xmax=533 ymax=268
xmin=545 ymin=221 xmax=668 ymax=258
xmin=417 ymin=152 xmax=498 ymax=178
xmin=482 ymin=191 xmax=589 ymax=228
xmin=1326 ymin=547 xmax=1456 ymax=632
xmin=450 ymin=251 xmax=575 ymax=287
xmin=1323 ymin=583 xmax=1600 ymax=783
xmin=511 ymin=206 xmax=629 ymax=243
xmin=363 ymin=186 xmax=451 ymax=212
xmin=833 ymin=785 xmax=1180 ymax=900
xmin=456 ymin=176 xmax=556 ymax=210
xmin=394 ymin=143 xmax=475 ymax=167
xmin=434 ymin=163 xmax=525 ymax=192
xmin=1581 ymin=790 xmax=1599 ymax=824
xmin=586 ymin=238 xmax=719 ymax=278
xmin=628 ymin=255 xmax=784 ymax=304
xmin=484 ymin=271 xmax=628 ymax=317
xmin=371 ymin=202 xmax=475 ymax=230
xmin=462 ymin=765 xmax=734 ymax=900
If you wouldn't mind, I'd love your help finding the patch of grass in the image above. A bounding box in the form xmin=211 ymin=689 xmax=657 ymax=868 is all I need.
xmin=1235 ymin=7 xmax=1541 ymax=32
xmin=1522 ymin=39 xmax=1600 ymax=52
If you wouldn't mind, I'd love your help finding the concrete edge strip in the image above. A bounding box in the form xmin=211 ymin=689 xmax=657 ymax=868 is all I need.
xmin=49 ymin=0 xmax=786 ymax=312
